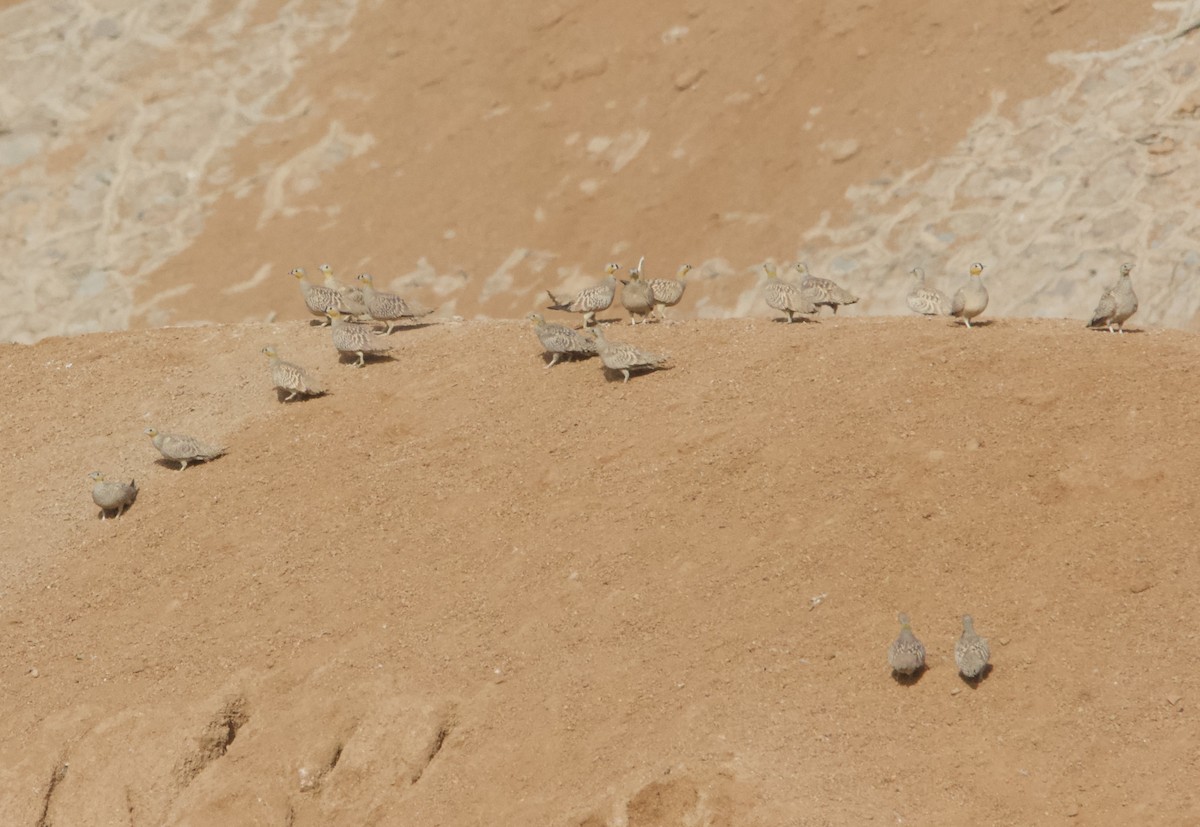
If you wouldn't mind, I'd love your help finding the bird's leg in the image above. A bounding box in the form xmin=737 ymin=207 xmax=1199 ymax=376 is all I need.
xmin=622 ymin=369 xmax=630 ymax=383
xmin=355 ymin=352 xmax=366 ymax=367
xmin=964 ymin=317 xmax=972 ymax=328
xmin=178 ymin=460 xmax=188 ymax=471
xmin=832 ymin=305 xmax=839 ymax=315
xmin=786 ymin=311 xmax=794 ymax=324
xmin=387 ymin=322 xmax=397 ymax=335
xmin=285 ymin=391 xmax=297 ymax=401
xmin=545 ymin=353 xmax=559 ymax=369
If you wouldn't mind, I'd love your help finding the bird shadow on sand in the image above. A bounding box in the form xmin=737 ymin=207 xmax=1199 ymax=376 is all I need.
xmin=770 ymin=317 xmax=820 ymax=324
xmin=953 ymin=319 xmax=996 ymax=328
xmin=152 ymin=456 xmax=225 ymax=471
xmin=959 ymin=664 xmax=993 ymax=688
xmin=602 ymin=366 xmax=672 ymax=384
xmin=275 ymin=389 xmax=328 ymax=403
xmin=337 ymin=353 xmax=398 ymax=367
xmin=891 ymin=666 xmax=927 ymax=686
xmin=1086 ymin=326 xmax=1144 ymax=335
xmin=380 ymin=321 xmax=438 ymax=334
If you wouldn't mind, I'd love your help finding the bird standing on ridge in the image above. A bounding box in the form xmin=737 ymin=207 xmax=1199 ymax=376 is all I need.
xmin=762 ymin=263 xmax=818 ymax=323
xmin=356 ymin=273 xmax=431 ymax=334
xmin=546 ymin=263 xmax=620 ymax=328
xmin=620 ymin=257 xmax=656 ymax=325
xmin=1087 ymin=263 xmax=1138 ymax=333
xmin=320 ymin=264 xmax=369 ymax=317
xmin=326 ymin=307 xmax=394 ymax=366
xmin=527 ymin=312 xmax=598 ymax=368
xmin=906 ymin=267 xmax=951 ymax=317
xmin=794 ymin=263 xmax=858 ymax=314
xmin=590 ymin=325 xmax=669 ymax=383
xmin=292 ymin=267 xmax=345 ymax=325
xmin=950 ymin=262 xmax=989 ymax=327
xmin=645 ymin=263 xmax=692 ymax=322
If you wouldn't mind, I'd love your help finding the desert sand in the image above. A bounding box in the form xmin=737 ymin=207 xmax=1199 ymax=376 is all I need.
xmin=4 ymin=0 xmax=1200 ymax=824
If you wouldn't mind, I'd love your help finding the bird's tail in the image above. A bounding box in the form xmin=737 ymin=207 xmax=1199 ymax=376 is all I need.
xmin=546 ymin=290 xmax=569 ymax=311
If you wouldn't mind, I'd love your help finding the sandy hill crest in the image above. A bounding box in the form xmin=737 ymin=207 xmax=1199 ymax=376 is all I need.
xmin=2 ymin=316 xmax=1199 ymax=824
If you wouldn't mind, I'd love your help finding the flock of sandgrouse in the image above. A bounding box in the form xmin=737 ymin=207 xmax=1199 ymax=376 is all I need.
xmin=87 ymin=258 xmax=1137 ymax=676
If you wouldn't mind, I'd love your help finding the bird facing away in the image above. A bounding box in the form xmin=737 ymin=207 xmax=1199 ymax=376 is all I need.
xmin=955 ymin=614 xmax=991 ymax=680
xmin=762 ymin=263 xmax=818 ymax=323
xmin=645 ymin=263 xmax=692 ymax=322
xmin=1088 ymin=263 xmax=1138 ymax=333
xmin=906 ymin=267 xmax=952 ymax=316
xmin=356 ymin=273 xmax=431 ymax=334
xmin=620 ymin=259 xmax=656 ymax=325
xmin=291 ymin=267 xmax=345 ymax=325
xmin=589 ymin=325 xmax=669 ymax=383
xmin=527 ymin=312 xmax=598 ymax=368
xmin=262 ymin=345 xmax=326 ymax=401
xmin=144 ymin=428 xmax=226 ymax=471
xmin=88 ymin=471 xmax=137 ymax=520
xmin=320 ymin=263 xmax=368 ymax=317
xmin=950 ymin=262 xmax=989 ymax=327
xmin=888 ymin=613 xmax=926 ymax=676
xmin=326 ymin=307 xmax=394 ymax=366
xmin=794 ymin=263 xmax=859 ymax=314
xmin=546 ymin=263 xmax=620 ymax=328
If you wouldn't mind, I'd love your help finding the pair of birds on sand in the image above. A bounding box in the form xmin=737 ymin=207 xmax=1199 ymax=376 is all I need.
xmin=908 ymin=261 xmax=1139 ymax=332
xmin=762 ymin=262 xmax=860 ymax=322
xmin=888 ymin=612 xmax=990 ymax=680
xmin=545 ymin=260 xmax=693 ymax=327
xmin=88 ymin=429 xmax=228 ymax=519
xmin=527 ymin=312 xmax=669 ymax=382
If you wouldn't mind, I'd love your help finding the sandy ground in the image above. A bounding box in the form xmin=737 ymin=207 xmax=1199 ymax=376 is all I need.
xmin=2 ymin=314 xmax=1199 ymax=824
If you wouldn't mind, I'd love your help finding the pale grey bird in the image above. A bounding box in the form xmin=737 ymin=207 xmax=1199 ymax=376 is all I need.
xmin=950 ymin=262 xmax=989 ymax=327
xmin=527 ymin=312 xmax=597 ymax=368
xmin=262 ymin=345 xmax=326 ymax=401
xmin=88 ymin=471 xmax=137 ymax=520
xmin=645 ymin=263 xmax=692 ymax=322
xmin=794 ymin=263 xmax=858 ymax=314
xmin=620 ymin=258 xmax=656 ymax=325
xmin=906 ymin=267 xmax=952 ymax=316
xmin=144 ymin=428 xmax=226 ymax=471
xmin=955 ymin=614 xmax=991 ymax=680
xmin=546 ymin=263 xmax=620 ymax=328
xmin=292 ymin=267 xmax=345 ymax=325
xmin=762 ymin=263 xmax=818 ymax=323
xmin=327 ymin=307 xmax=394 ymax=366
xmin=1087 ymin=263 xmax=1138 ymax=334
xmin=320 ymin=263 xmax=369 ymax=317
xmin=590 ymin=325 xmax=669 ymax=383
xmin=887 ymin=612 xmax=926 ymax=676
xmin=356 ymin=273 xmax=432 ymax=334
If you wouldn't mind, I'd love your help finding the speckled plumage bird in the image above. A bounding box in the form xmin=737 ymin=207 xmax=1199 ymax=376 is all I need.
xmin=955 ymin=614 xmax=990 ymax=679
xmin=950 ymin=262 xmax=989 ymax=327
xmin=762 ymin=263 xmax=817 ymax=323
xmin=320 ymin=264 xmax=368 ymax=317
xmin=356 ymin=273 xmax=431 ymax=334
xmin=646 ymin=263 xmax=692 ymax=322
xmin=292 ymin=267 xmax=345 ymax=325
xmin=88 ymin=471 xmax=137 ymax=519
xmin=144 ymin=428 xmax=226 ymax=471
xmin=546 ymin=263 xmax=620 ymax=328
xmin=590 ymin=325 xmax=669 ymax=383
xmin=906 ymin=267 xmax=952 ymax=316
xmin=887 ymin=613 xmax=926 ymax=676
xmin=794 ymin=263 xmax=858 ymax=314
xmin=1087 ymin=263 xmax=1138 ymax=334
xmin=620 ymin=259 xmax=656 ymax=325
xmin=262 ymin=345 xmax=326 ymax=401
xmin=527 ymin=312 xmax=597 ymax=368
xmin=327 ymin=307 xmax=394 ymax=366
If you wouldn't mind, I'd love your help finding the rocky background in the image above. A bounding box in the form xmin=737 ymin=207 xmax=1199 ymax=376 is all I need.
xmin=3 ymin=0 xmax=1196 ymax=344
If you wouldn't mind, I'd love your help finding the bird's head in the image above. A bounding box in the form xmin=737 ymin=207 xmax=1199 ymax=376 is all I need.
xmin=604 ymin=263 xmax=621 ymax=276
xmin=969 ymin=262 xmax=985 ymax=277
xmin=1120 ymin=263 xmax=1134 ymax=277
xmin=143 ymin=427 xmax=158 ymax=438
